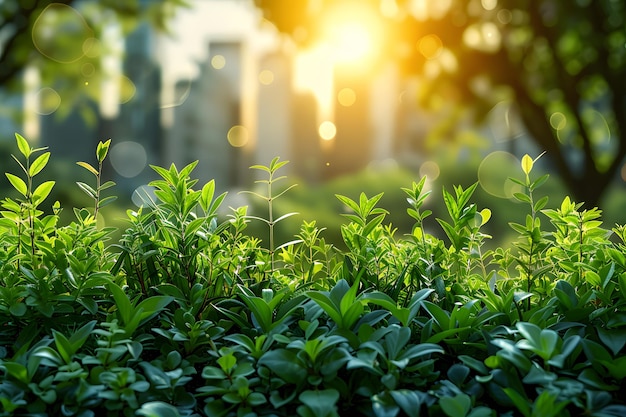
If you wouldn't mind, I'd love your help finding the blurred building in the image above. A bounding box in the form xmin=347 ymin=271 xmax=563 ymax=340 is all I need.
xmin=325 ymin=64 xmax=373 ymax=179
xmin=0 ymin=91 xmax=23 ymax=142
xmin=165 ymin=41 xmax=247 ymax=191
xmin=109 ymin=22 xmax=162 ymax=195
xmin=257 ymin=50 xmax=321 ymax=182
xmin=35 ymin=21 xmax=163 ymax=198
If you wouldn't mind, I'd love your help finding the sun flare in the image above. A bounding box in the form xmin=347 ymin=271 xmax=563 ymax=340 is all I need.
xmin=319 ymin=2 xmax=382 ymax=66
xmin=329 ymin=21 xmax=374 ymax=63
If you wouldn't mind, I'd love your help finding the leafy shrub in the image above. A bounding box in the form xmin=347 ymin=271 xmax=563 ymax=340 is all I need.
xmin=1 ymin=133 xmax=626 ymax=417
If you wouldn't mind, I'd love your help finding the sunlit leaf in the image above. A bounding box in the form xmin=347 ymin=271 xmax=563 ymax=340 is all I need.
xmin=15 ymin=133 xmax=31 ymax=158
xmin=29 ymin=152 xmax=50 ymax=177
xmin=521 ymin=154 xmax=533 ymax=175
xmin=5 ymin=173 xmax=27 ymax=197
xmin=76 ymin=161 xmax=99 ymax=176
xmin=32 ymin=181 xmax=55 ymax=205
xmin=96 ymin=139 xmax=111 ymax=163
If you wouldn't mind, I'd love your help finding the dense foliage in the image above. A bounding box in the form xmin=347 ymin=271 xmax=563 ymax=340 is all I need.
xmin=1 ymin=133 xmax=626 ymax=416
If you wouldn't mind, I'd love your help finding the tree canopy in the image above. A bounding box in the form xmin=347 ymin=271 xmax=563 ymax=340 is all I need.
xmin=0 ymin=0 xmax=185 ymax=124
xmin=254 ymin=0 xmax=626 ymax=207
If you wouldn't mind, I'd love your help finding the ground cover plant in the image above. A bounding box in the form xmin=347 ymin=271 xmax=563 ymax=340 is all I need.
xmin=1 ymin=133 xmax=626 ymax=417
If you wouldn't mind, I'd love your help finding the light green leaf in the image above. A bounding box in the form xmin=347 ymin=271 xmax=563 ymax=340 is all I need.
xmin=76 ymin=161 xmax=99 ymax=176
xmin=32 ymin=181 xmax=55 ymax=205
xmin=5 ymin=173 xmax=27 ymax=197
xmin=96 ymin=139 xmax=111 ymax=163
xmin=15 ymin=133 xmax=31 ymax=158
xmin=29 ymin=152 xmax=50 ymax=176
xmin=521 ymin=154 xmax=533 ymax=175
xmin=480 ymin=208 xmax=491 ymax=226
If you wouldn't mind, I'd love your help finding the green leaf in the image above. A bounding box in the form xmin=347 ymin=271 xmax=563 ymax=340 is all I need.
xmin=76 ymin=181 xmax=97 ymax=199
xmin=32 ymin=181 xmax=55 ymax=205
xmin=100 ymin=180 xmax=116 ymax=190
xmin=362 ymin=213 xmax=386 ymax=236
xmin=136 ymin=401 xmax=182 ymax=417
xmin=530 ymin=173 xmax=550 ymax=190
xmin=9 ymin=302 xmax=27 ymax=316
xmin=76 ymin=161 xmax=99 ymax=176
xmin=5 ymin=173 xmax=27 ymax=197
xmin=421 ymin=301 xmax=450 ymax=329
xmin=241 ymin=295 xmax=273 ymax=333
xmin=398 ymin=343 xmax=444 ymax=362
xmin=534 ymin=196 xmax=549 ymax=212
xmin=390 ymin=390 xmax=423 ymax=417
xmin=0 ymin=362 xmax=29 ymax=383
xmin=533 ymin=390 xmax=569 ymax=417
xmin=596 ymin=327 xmax=626 ymax=356
xmin=108 ymin=282 xmax=133 ymax=326
xmin=96 ymin=139 xmax=111 ymax=163
xmin=521 ymin=154 xmax=533 ymax=175
xmin=298 ymin=389 xmax=339 ymax=417
xmin=258 ymin=349 xmax=306 ymax=383
xmin=29 ymin=152 xmax=50 ymax=176
xmin=15 ymin=133 xmax=31 ymax=158
xmin=503 ymin=388 xmax=531 ymax=417
xmin=134 ymin=296 xmax=174 ymax=328
xmin=599 ymin=355 xmax=626 ymax=380
xmin=479 ymin=208 xmax=491 ymax=225
xmin=513 ymin=192 xmax=532 ymax=204
xmin=440 ymin=393 xmax=471 ymax=417
xmin=217 ymin=352 xmax=237 ymax=373
xmin=306 ymin=292 xmax=342 ymax=326
xmin=52 ymin=330 xmax=74 ymax=364
xmin=98 ymin=195 xmax=118 ymax=208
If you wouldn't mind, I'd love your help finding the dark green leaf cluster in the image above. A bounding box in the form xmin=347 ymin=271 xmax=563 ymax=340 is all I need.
xmin=1 ymin=135 xmax=626 ymax=416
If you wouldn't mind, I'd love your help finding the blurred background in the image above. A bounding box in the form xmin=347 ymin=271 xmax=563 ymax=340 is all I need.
xmin=1 ymin=0 xmax=625 ymax=247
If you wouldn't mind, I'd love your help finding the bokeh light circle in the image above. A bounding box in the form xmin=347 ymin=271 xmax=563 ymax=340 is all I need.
xmin=119 ymin=75 xmax=137 ymax=104
xmin=132 ymin=185 xmax=157 ymax=207
xmin=211 ymin=55 xmax=226 ymax=69
xmin=82 ymin=37 xmax=101 ymax=58
xmin=419 ymin=160 xmax=440 ymax=181
xmin=497 ymin=9 xmax=513 ymax=24
xmin=481 ymin=0 xmax=498 ymax=11
xmin=478 ymin=151 xmax=520 ymax=199
xmin=32 ymin=3 xmax=92 ymax=63
xmin=110 ymin=141 xmax=147 ymax=178
xmin=259 ymin=70 xmax=274 ymax=85
xmin=227 ymin=125 xmax=249 ymax=147
xmin=81 ymin=62 xmax=95 ymax=77
xmin=36 ymin=87 xmax=61 ymax=115
xmin=337 ymin=88 xmax=356 ymax=106
xmin=550 ymin=112 xmax=567 ymax=130
xmin=418 ymin=34 xmax=443 ymax=59
xmin=319 ymin=121 xmax=337 ymax=140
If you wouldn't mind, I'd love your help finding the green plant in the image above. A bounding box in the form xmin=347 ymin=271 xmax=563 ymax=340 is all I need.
xmin=76 ymin=139 xmax=117 ymax=219
xmin=507 ymin=153 xmax=552 ymax=308
xmin=2 ymin=132 xmax=55 ymax=266
xmin=242 ymin=157 xmax=299 ymax=274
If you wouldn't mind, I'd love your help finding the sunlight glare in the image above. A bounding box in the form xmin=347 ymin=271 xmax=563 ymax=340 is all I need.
xmin=331 ymin=22 xmax=373 ymax=63
xmin=320 ymin=2 xmax=381 ymax=66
